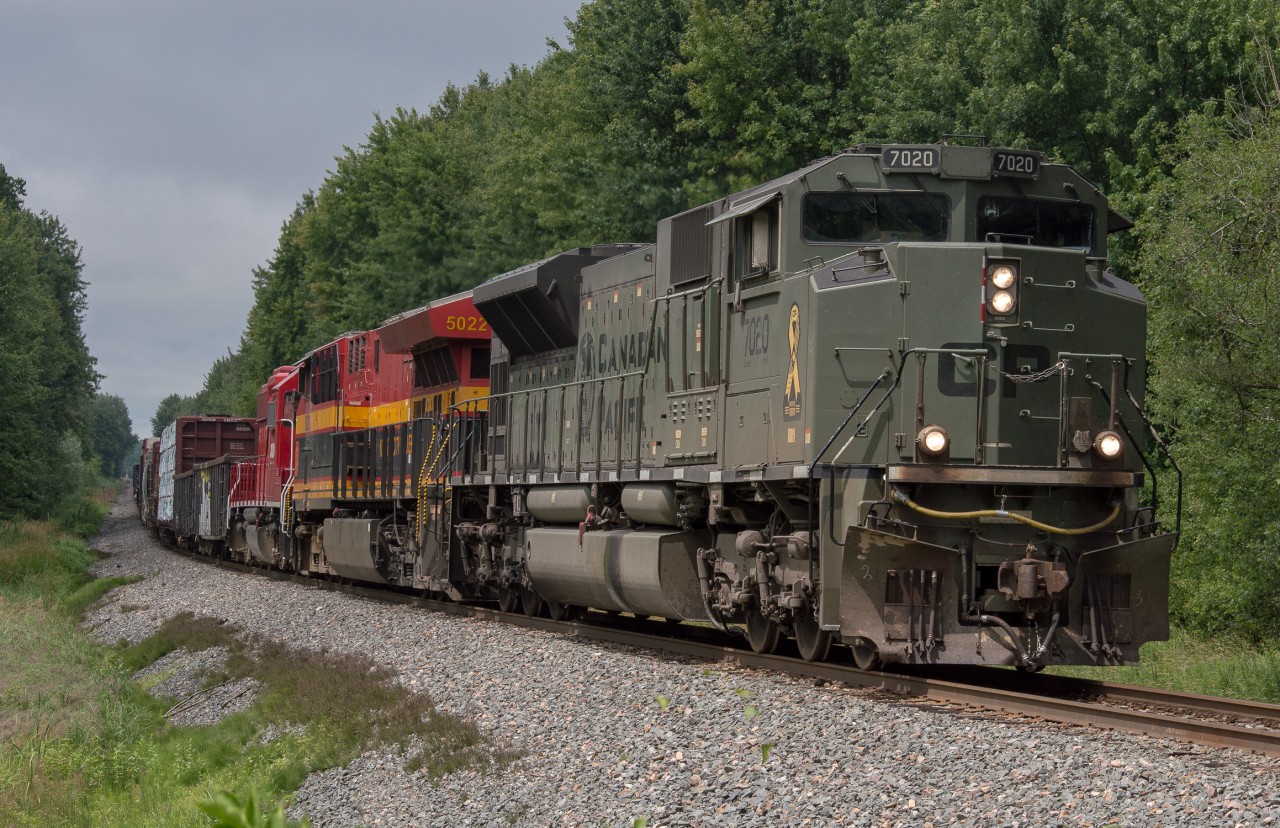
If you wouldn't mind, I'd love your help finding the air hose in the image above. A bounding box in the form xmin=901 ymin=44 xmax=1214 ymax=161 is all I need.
xmin=891 ymin=489 xmax=1121 ymax=536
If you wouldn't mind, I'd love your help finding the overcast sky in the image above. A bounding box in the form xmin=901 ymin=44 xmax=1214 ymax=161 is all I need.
xmin=1 ymin=0 xmax=583 ymax=437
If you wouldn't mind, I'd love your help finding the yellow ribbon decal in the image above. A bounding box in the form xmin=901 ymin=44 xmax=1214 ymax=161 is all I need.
xmin=784 ymin=303 xmax=802 ymax=420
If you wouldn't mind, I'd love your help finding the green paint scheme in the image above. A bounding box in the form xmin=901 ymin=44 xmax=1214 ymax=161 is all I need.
xmin=469 ymin=143 xmax=1173 ymax=667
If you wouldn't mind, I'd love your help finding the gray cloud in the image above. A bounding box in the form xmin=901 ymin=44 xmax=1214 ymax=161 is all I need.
xmin=1 ymin=0 xmax=582 ymax=435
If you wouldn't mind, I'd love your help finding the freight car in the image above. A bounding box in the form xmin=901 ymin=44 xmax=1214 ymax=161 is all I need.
xmin=155 ymin=416 xmax=256 ymax=546
xmin=136 ymin=437 xmax=160 ymax=527
xmin=149 ymin=141 xmax=1177 ymax=671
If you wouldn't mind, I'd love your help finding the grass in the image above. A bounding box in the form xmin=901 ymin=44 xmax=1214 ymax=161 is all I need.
xmin=0 ymin=489 xmax=519 ymax=827
xmin=1049 ymin=627 xmax=1280 ymax=702
xmin=47 ymin=483 xmax=114 ymax=539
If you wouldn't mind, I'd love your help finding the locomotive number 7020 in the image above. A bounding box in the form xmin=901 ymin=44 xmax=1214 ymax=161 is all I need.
xmin=884 ymin=147 xmax=938 ymax=169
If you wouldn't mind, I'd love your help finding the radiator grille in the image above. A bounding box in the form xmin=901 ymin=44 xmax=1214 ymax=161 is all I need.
xmin=670 ymin=206 xmax=712 ymax=285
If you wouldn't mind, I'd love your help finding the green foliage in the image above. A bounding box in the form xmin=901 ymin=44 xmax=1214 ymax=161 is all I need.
xmin=1051 ymin=627 xmax=1280 ymax=702
xmin=0 ymin=521 xmax=94 ymax=597
xmin=26 ymin=210 xmax=98 ymax=434
xmin=0 ymin=162 xmax=26 ymax=210
xmin=1137 ymin=58 xmax=1280 ymax=638
xmin=674 ymin=0 xmax=860 ymax=201
xmin=85 ymin=394 xmax=140 ymax=478
xmin=0 ymin=208 xmax=56 ymax=519
xmin=237 ymin=201 xmax=314 ymax=415
xmin=203 ymin=0 xmax=1280 ymax=381
xmin=197 ymin=790 xmax=311 ymax=828
xmin=47 ymin=480 xmax=113 ymax=539
xmin=0 ymin=167 xmax=100 ymax=520
xmin=117 ymin=612 xmax=240 ymax=673
xmin=151 ymin=392 xmax=201 ymax=437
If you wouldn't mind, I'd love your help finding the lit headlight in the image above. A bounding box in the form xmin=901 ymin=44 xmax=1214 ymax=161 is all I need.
xmin=989 ymin=290 xmax=1016 ymax=315
xmin=989 ymin=264 xmax=1017 ymax=289
xmin=984 ymin=259 xmax=1020 ymax=321
xmin=1093 ymin=431 xmax=1123 ymax=459
xmin=917 ymin=425 xmax=950 ymax=457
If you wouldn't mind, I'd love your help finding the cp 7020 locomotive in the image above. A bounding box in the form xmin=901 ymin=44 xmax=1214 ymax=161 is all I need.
xmin=144 ymin=142 xmax=1177 ymax=671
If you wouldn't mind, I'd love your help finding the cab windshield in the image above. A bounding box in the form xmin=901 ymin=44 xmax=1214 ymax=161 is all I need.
xmin=977 ymin=196 xmax=1094 ymax=251
xmin=802 ymin=192 xmax=949 ymax=244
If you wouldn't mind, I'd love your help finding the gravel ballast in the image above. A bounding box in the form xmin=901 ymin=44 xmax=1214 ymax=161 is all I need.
xmin=85 ymin=495 xmax=1279 ymax=827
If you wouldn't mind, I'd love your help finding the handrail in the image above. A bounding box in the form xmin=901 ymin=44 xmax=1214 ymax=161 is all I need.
xmin=450 ymin=366 xmax=649 ymax=481
xmin=1057 ymin=353 xmax=1122 ymax=467
xmin=226 ymin=458 xmax=247 ymax=536
xmin=1113 ymin=360 xmax=1183 ymax=543
xmin=277 ymin=419 xmax=296 ymax=529
xmin=806 ymin=366 xmax=894 ymax=584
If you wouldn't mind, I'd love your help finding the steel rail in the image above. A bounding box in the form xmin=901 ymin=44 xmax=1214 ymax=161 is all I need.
xmin=187 ymin=552 xmax=1280 ymax=757
xmin=919 ymin=664 xmax=1280 ymax=724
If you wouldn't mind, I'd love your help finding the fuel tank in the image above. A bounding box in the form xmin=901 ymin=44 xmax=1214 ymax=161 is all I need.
xmin=322 ymin=518 xmax=389 ymax=584
xmin=525 ymin=527 xmax=709 ymax=621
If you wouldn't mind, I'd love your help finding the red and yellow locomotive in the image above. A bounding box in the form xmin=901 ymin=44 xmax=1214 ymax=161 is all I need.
xmin=217 ymin=292 xmax=490 ymax=583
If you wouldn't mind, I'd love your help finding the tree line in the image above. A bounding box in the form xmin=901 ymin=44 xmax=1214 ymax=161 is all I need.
xmin=0 ymin=165 xmax=138 ymax=521
xmin=163 ymin=0 xmax=1279 ymax=637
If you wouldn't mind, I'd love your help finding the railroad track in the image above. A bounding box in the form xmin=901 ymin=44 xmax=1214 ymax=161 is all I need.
xmin=189 ymin=552 xmax=1280 ymax=758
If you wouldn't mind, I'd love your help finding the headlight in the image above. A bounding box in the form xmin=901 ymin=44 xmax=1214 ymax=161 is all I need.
xmin=1093 ymin=431 xmax=1123 ymax=458
xmin=989 ymin=264 xmax=1016 ymax=289
xmin=984 ymin=259 xmax=1020 ymax=321
xmin=989 ymin=290 xmax=1016 ymax=315
xmin=917 ymin=425 xmax=950 ymax=457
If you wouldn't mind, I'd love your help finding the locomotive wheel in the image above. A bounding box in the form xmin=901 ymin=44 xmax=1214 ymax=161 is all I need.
xmin=851 ymin=638 xmax=883 ymax=671
xmin=498 ymin=585 xmax=521 ymax=614
xmin=547 ymin=601 xmax=574 ymax=622
xmin=793 ymin=612 xmax=833 ymax=663
xmin=521 ymin=586 xmax=546 ymax=618
xmin=745 ymin=609 xmax=782 ymax=655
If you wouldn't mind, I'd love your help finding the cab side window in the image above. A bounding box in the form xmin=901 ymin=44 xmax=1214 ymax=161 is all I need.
xmin=732 ymin=202 xmax=780 ymax=281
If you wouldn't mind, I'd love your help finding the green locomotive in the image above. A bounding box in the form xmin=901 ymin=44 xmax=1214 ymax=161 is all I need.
xmin=447 ymin=141 xmax=1176 ymax=669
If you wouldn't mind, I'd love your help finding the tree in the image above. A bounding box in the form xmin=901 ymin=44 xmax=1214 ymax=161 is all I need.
xmin=674 ymin=0 xmax=861 ymax=202
xmin=0 ymin=167 xmax=102 ymax=516
xmin=27 ymin=211 xmax=98 ymax=437
xmin=86 ymin=393 xmax=139 ymax=477
xmin=1137 ymin=47 xmax=1280 ymax=638
xmin=0 ymin=205 xmax=56 ymax=517
xmin=151 ymin=393 xmax=201 ymax=437
xmin=0 ymin=162 xmax=26 ymax=211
